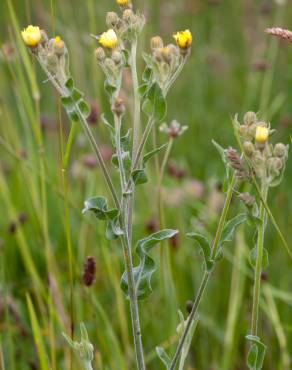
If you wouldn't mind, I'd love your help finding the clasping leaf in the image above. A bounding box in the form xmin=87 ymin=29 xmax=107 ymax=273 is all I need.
xmin=121 ymin=229 xmax=178 ymax=299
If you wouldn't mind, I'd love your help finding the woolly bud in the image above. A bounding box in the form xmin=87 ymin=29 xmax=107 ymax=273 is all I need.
xmin=95 ymin=47 xmax=105 ymax=62
xmin=243 ymin=141 xmax=254 ymax=156
xmin=112 ymin=50 xmax=122 ymax=65
xmin=150 ymin=36 xmax=163 ymax=50
xmin=111 ymin=97 xmax=125 ymax=116
xmin=273 ymin=143 xmax=287 ymax=158
xmin=243 ymin=111 xmax=257 ymax=126
xmin=106 ymin=12 xmax=120 ymax=28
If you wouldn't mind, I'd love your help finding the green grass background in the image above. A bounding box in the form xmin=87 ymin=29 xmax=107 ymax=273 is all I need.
xmin=0 ymin=0 xmax=291 ymax=369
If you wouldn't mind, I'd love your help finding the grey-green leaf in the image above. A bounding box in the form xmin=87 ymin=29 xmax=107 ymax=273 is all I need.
xmin=220 ymin=213 xmax=247 ymax=246
xmin=142 ymin=82 xmax=167 ymax=121
xmin=121 ymin=229 xmax=178 ymax=300
xmin=246 ymin=335 xmax=266 ymax=370
xmin=187 ymin=232 xmax=213 ymax=271
xmin=83 ymin=196 xmax=122 ymax=240
xmin=156 ymin=347 xmax=171 ymax=369
xmin=142 ymin=143 xmax=168 ymax=166
xmin=249 ymin=247 xmax=269 ymax=269
xmin=132 ymin=169 xmax=148 ymax=186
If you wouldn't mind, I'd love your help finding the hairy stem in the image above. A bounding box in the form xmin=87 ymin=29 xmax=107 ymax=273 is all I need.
xmin=169 ymin=174 xmax=236 ymax=370
xmin=251 ymin=184 xmax=268 ymax=336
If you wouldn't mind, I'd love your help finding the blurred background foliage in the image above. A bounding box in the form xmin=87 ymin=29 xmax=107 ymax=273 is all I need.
xmin=0 ymin=0 xmax=291 ymax=369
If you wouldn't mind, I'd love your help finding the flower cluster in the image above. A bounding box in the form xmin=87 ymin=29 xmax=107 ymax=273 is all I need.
xmin=21 ymin=25 xmax=67 ymax=85
xmin=235 ymin=111 xmax=288 ymax=186
xmin=146 ymin=30 xmax=192 ymax=93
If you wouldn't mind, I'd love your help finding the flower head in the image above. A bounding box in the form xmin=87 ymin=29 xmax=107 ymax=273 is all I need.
xmin=21 ymin=25 xmax=42 ymax=47
xmin=255 ymin=126 xmax=269 ymax=143
xmin=117 ymin=0 xmax=129 ymax=5
xmin=99 ymin=29 xmax=118 ymax=49
xmin=173 ymin=29 xmax=192 ymax=49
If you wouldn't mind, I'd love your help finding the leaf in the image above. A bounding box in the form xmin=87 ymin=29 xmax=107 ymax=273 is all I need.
xmin=82 ymin=196 xmax=122 ymax=240
xmin=212 ymin=139 xmax=230 ymax=185
xmin=101 ymin=113 xmax=115 ymax=134
xmin=142 ymin=143 xmax=168 ymax=166
xmin=104 ymin=79 xmax=117 ymax=98
xmin=187 ymin=232 xmax=214 ymax=272
xmin=121 ymin=229 xmax=178 ymax=300
xmin=249 ymin=247 xmax=269 ymax=269
xmin=78 ymin=100 xmax=90 ymax=117
xmin=156 ymin=347 xmax=171 ymax=369
xmin=131 ymin=169 xmax=148 ymax=186
xmin=219 ymin=213 xmax=247 ymax=246
xmin=65 ymin=77 xmax=74 ymax=93
xmin=246 ymin=335 xmax=266 ymax=370
xmin=142 ymin=82 xmax=167 ymax=121
xmin=142 ymin=66 xmax=152 ymax=82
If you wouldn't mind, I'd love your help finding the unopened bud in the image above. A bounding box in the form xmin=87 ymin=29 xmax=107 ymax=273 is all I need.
xmin=106 ymin=12 xmax=119 ymax=27
xmin=95 ymin=47 xmax=105 ymax=62
xmin=243 ymin=111 xmax=257 ymax=126
xmin=150 ymin=36 xmax=163 ymax=50
xmin=273 ymin=143 xmax=287 ymax=157
xmin=112 ymin=97 xmax=125 ymax=116
xmin=243 ymin=141 xmax=254 ymax=156
xmin=123 ymin=9 xmax=134 ymax=22
xmin=112 ymin=50 xmax=122 ymax=65
xmin=53 ymin=36 xmax=65 ymax=56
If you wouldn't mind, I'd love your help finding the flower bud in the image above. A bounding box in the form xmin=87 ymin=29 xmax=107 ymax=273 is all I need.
xmin=104 ymin=57 xmax=116 ymax=70
xmin=267 ymin=157 xmax=283 ymax=177
xmin=150 ymin=36 xmax=163 ymax=50
xmin=273 ymin=143 xmax=287 ymax=157
xmin=255 ymin=126 xmax=269 ymax=144
xmin=112 ymin=50 xmax=122 ymax=65
xmin=106 ymin=12 xmax=120 ymax=28
xmin=111 ymin=97 xmax=125 ymax=116
xmin=95 ymin=47 xmax=106 ymax=62
xmin=243 ymin=111 xmax=257 ymax=126
xmin=53 ymin=36 xmax=65 ymax=56
xmin=123 ymin=9 xmax=134 ymax=22
xmin=247 ymin=123 xmax=257 ymax=139
xmin=243 ymin=141 xmax=254 ymax=156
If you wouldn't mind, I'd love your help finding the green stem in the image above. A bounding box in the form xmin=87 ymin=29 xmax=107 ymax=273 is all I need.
xmin=157 ymin=138 xmax=173 ymax=228
xmin=37 ymin=57 xmax=120 ymax=210
xmin=169 ymin=175 xmax=236 ymax=370
xmin=251 ymin=184 xmax=268 ymax=336
xmin=121 ymin=235 xmax=145 ymax=370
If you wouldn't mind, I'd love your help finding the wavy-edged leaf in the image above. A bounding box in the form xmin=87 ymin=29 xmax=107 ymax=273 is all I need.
xmin=156 ymin=347 xmax=171 ymax=369
xmin=246 ymin=335 xmax=266 ymax=370
xmin=249 ymin=247 xmax=269 ymax=269
xmin=187 ymin=232 xmax=214 ymax=271
xmin=142 ymin=143 xmax=167 ymax=166
xmin=219 ymin=213 xmax=247 ymax=247
xmin=121 ymin=229 xmax=178 ymax=299
xmin=131 ymin=169 xmax=148 ymax=185
xmin=142 ymin=82 xmax=167 ymax=121
xmin=82 ymin=196 xmax=122 ymax=240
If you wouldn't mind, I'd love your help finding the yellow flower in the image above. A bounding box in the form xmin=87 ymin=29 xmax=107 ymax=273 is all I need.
xmin=117 ymin=0 xmax=129 ymax=5
xmin=99 ymin=29 xmax=118 ymax=49
xmin=255 ymin=126 xmax=269 ymax=143
xmin=173 ymin=29 xmax=192 ymax=49
xmin=21 ymin=25 xmax=42 ymax=47
xmin=54 ymin=35 xmax=62 ymax=44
